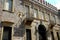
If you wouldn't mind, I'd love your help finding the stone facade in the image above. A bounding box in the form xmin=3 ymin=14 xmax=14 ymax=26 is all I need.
xmin=0 ymin=0 xmax=60 ymax=40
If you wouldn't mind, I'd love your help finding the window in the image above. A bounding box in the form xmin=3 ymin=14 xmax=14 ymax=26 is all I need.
xmin=45 ymin=13 xmax=49 ymax=21
xmin=57 ymin=32 xmax=60 ymax=40
xmin=41 ymin=11 xmax=44 ymax=20
xmin=26 ymin=29 xmax=31 ymax=40
xmin=34 ymin=8 xmax=38 ymax=18
xmin=50 ymin=14 xmax=56 ymax=23
xmin=40 ymin=0 xmax=43 ymax=3
xmin=25 ymin=5 xmax=29 ymax=17
xmin=25 ymin=5 xmax=29 ymax=14
xmin=55 ymin=15 xmax=60 ymax=24
xmin=2 ymin=27 xmax=12 ymax=40
xmin=3 ymin=0 xmax=13 ymax=11
xmin=19 ymin=0 xmax=24 ymax=13
xmin=43 ymin=0 xmax=45 ymax=4
xmin=51 ymin=32 xmax=54 ymax=40
xmin=46 ymin=1 xmax=47 ymax=5
xmin=31 ymin=3 xmax=33 ymax=9
xmin=39 ymin=11 xmax=44 ymax=20
xmin=53 ymin=15 xmax=56 ymax=23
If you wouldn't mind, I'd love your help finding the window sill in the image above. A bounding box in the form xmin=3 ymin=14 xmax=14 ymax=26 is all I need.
xmin=3 ymin=10 xmax=14 ymax=13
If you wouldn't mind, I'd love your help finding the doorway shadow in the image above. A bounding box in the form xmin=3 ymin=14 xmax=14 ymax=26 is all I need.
xmin=38 ymin=24 xmax=47 ymax=40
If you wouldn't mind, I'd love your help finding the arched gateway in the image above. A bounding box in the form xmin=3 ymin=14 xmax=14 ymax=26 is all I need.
xmin=38 ymin=24 xmax=47 ymax=40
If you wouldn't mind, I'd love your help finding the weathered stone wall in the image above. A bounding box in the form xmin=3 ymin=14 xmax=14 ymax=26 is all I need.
xmin=0 ymin=0 xmax=60 ymax=40
xmin=0 ymin=0 xmax=2 ymax=20
xmin=0 ymin=0 xmax=2 ymax=40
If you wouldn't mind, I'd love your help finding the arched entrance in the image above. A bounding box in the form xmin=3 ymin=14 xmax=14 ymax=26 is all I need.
xmin=38 ymin=24 xmax=47 ymax=40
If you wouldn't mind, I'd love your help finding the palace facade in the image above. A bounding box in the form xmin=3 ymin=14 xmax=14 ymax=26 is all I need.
xmin=0 ymin=0 xmax=60 ymax=40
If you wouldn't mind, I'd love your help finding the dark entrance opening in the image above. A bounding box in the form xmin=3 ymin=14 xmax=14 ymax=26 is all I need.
xmin=51 ymin=32 xmax=54 ymax=40
xmin=38 ymin=24 xmax=47 ymax=40
xmin=26 ymin=29 xmax=31 ymax=40
xmin=3 ymin=27 xmax=12 ymax=40
xmin=57 ymin=32 xmax=60 ymax=40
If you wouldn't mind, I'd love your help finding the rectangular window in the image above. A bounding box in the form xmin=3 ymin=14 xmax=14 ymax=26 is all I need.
xmin=50 ymin=15 xmax=56 ymax=23
xmin=55 ymin=15 xmax=60 ymax=24
xmin=57 ymin=32 xmax=60 ymax=40
xmin=30 ymin=4 xmax=34 ymax=17
xmin=25 ymin=5 xmax=29 ymax=14
xmin=41 ymin=11 xmax=44 ymax=20
xmin=2 ymin=27 xmax=12 ymax=40
xmin=19 ymin=0 xmax=24 ymax=13
xmin=39 ymin=11 xmax=44 ymax=20
xmin=25 ymin=5 xmax=29 ymax=18
xmin=51 ymin=32 xmax=54 ymax=40
xmin=53 ymin=15 xmax=56 ymax=23
xmin=3 ymin=0 xmax=13 ymax=11
xmin=26 ymin=29 xmax=31 ymax=40
xmin=34 ymin=9 xmax=38 ymax=18
xmin=45 ymin=13 xmax=49 ymax=21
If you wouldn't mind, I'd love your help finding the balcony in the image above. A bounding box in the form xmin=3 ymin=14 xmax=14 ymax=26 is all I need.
xmin=25 ymin=12 xmax=44 ymax=22
xmin=2 ymin=12 xmax=19 ymax=24
xmin=25 ymin=13 xmax=34 ymax=21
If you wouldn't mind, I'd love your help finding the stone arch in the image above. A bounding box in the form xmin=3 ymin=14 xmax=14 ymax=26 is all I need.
xmin=38 ymin=24 xmax=47 ymax=40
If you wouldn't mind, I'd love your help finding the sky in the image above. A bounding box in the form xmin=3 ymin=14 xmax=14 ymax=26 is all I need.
xmin=45 ymin=0 xmax=60 ymax=9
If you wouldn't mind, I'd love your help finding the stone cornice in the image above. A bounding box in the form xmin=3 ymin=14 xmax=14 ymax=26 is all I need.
xmin=29 ymin=0 xmax=58 ymax=14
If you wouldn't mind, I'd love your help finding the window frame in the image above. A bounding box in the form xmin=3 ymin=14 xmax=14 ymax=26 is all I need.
xmin=51 ymin=31 xmax=55 ymax=40
xmin=34 ymin=8 xmax=38 ymax=18
xmin=26 ymin=29 xmax=32 ymax=40
xmin=3 ymin=0 xmax=14 ymax=13
xmin=41 ymin=11 xmax=45 ymax=20
xmin=56 ymin=32 xmax=60 ymax=40
xmin=51 ymin=14 xmax=56 ymax=23
xmin=45 ymin=13 xmax=50 ymax=21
